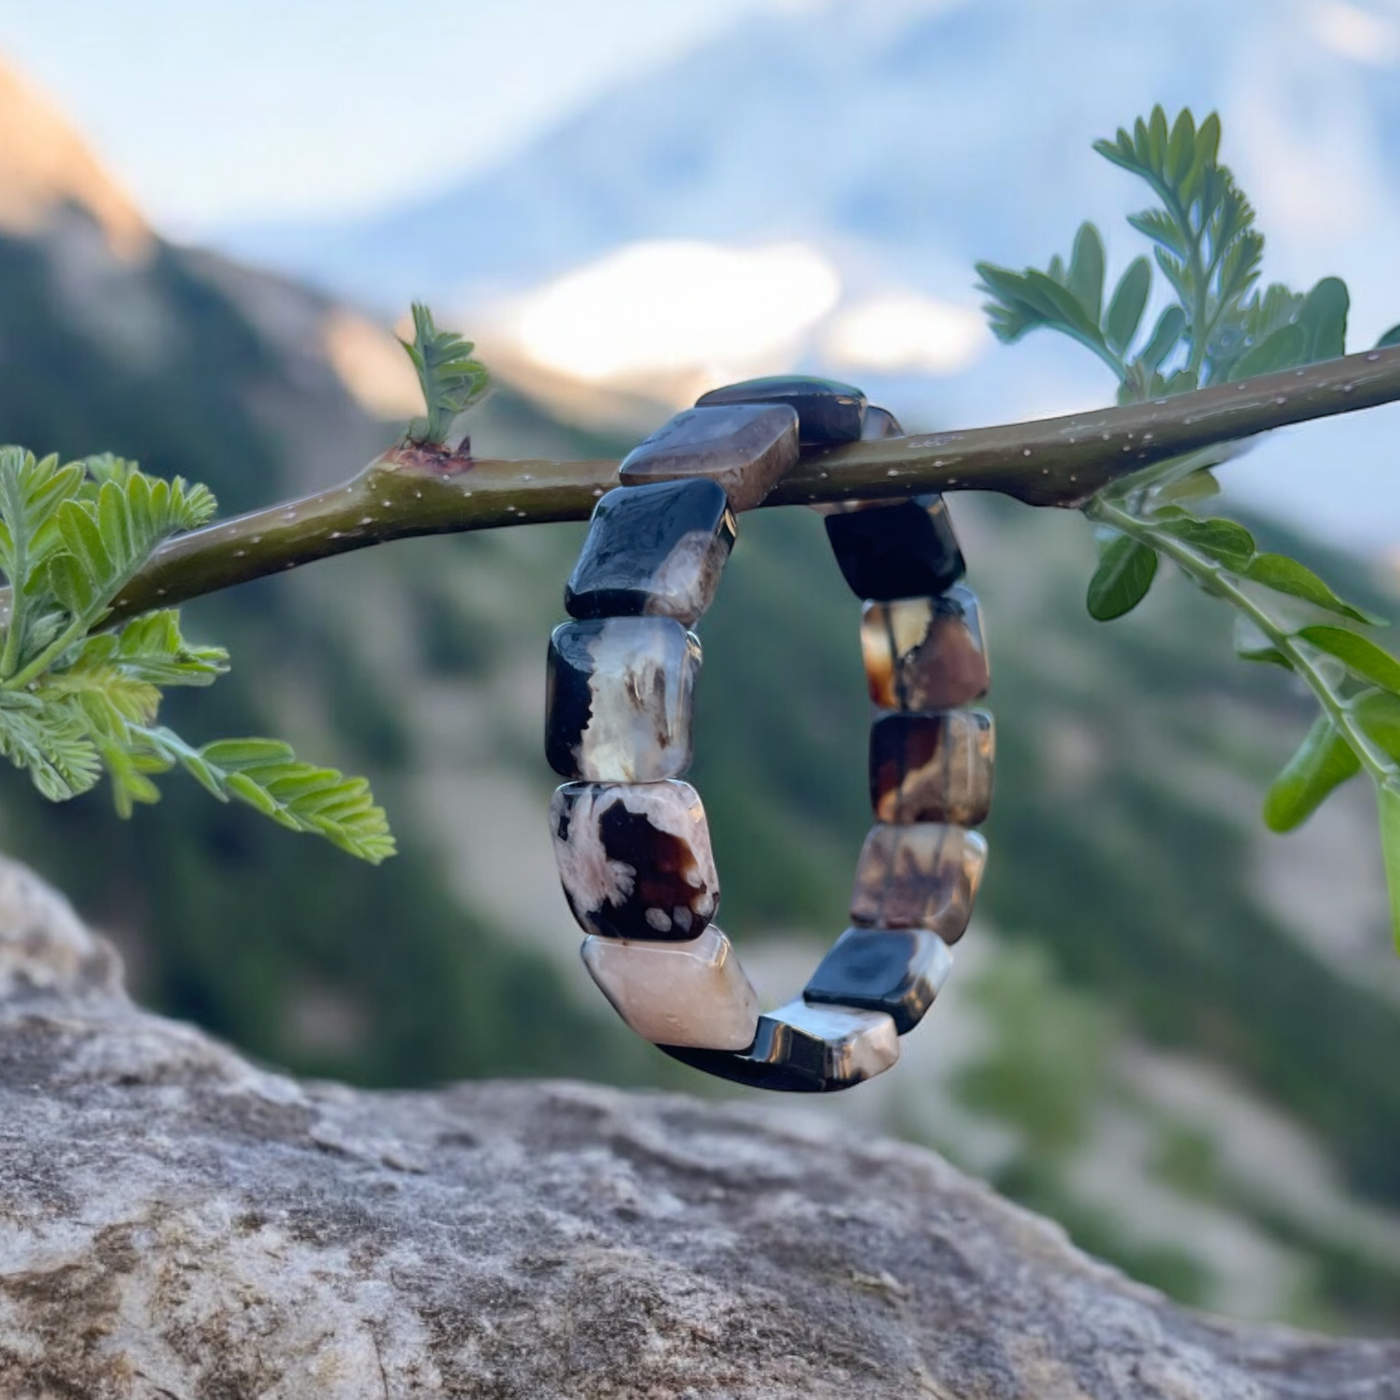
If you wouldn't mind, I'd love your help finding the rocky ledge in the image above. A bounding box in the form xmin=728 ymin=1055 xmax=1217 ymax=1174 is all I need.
xmin=0 ymin=856 xmax=1395 ymax=1398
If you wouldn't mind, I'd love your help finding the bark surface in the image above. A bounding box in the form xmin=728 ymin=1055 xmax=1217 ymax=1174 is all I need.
xmin=0 ymin=856 xmax=1395 ymax=1399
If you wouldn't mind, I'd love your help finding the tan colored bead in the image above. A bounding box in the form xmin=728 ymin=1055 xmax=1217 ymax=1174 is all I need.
xmin=581 ymin=926 xmax=759 ymax=1051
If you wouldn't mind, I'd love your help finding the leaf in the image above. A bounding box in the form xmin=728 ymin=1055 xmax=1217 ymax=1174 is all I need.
xmin=399 ymin=303 xmax=491 ymax=446
xmin=1087 ymin=531 xmax=1158 ymax=620
xmin=1262 ymin=714 xmax=1360 ymax=832
xmin=1378 ymin=325 xmax=1400 ymax=349
xmin=1068 ymin=222 xmax=1106 ymax=324
xmin=1242 ymin=554 xmax=1384 ymax=625
xmin=1234 ymin=616 xmax=1291 ymax=669
xmin=1138 ymin=305 xmax=1186 ymax=372
xmin=1356 ymin=690 xmax=1400 ymax=758
xmin=1154 ymin=469 xmax=1220 ymax=506
xmin=1227 ymin=322 xmax=1307 ymax=381
xmin=1379 ymin=780 xmax=1400 ymax=954
xmin=115 ymin=610 xmax=229 ymax=686
xmin=1296 ymin=276 xmax=1348 ymax=362
xmin=0 ymin=701 xmax=101 ymax=801
xmin=1298 ymin=625 xmax=1400 ymax=694
xmin=1103 ymin=257 xmax=1151 ymax=355
xmin=1156 ymin=516 xmax=1256 ymax=570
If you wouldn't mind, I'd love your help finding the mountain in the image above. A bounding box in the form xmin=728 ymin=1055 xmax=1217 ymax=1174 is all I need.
xmin=219 ymin=0 xmax=1400 ymax=550
xmin=3 ymin=51 xmax=1400 ymax=1330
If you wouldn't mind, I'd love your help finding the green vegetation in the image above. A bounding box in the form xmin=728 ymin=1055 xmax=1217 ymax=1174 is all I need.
xmin=978 ymin=107 xmax=1400 ymax=948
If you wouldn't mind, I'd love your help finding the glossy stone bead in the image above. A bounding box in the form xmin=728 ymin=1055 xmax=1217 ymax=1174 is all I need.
xmin=546 ymin=617 xmax=701 ymax=781
xmin=565 ymin=478 xmax=736 ymax=626
xmin=850 ymin=823 xmax=987 ymax=942
xmin=869 ymin=710 xmax=994 ymax=826
xmin=661 ymin=998 xmax=899 ymax=1093
xmin=618 ymin=404 xmax=800 ymax=513
xmin=695 ymin=375 xmax=867 ymax=447
xmin=550 ymin=780 xmax=718 ymax=941
xmin=803 ymin=927 xmax=953 ymax=1034
xmin=581 ymin=926 xmax=760 ymax=1051
xmin=861 ymin=405 xmax=904 ymax=440
xmin=861 ymin=585 xmax=989 ymax=711
xmin=827 ymin=494 xmax=965 ymax=601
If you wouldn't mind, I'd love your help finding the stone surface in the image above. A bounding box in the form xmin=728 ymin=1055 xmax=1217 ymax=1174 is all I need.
xmin=1 ymin=855 xmax=1396 ymax=1399
xmin=551 ymin=780 xmax=720 ymax=941
xmin=581 ymin=925 xmax=759 ymax=1051
xmin=696 ymin=374 xmax=866 ymax=446
xmin=862 ymin=584 xmax=990 ymax=711
xmin=664 ymin=997 xmax=900 ymax=1093
xmin=545 ymin=616 xmax=701 ymax=780
xmin=804 ymin=926 xmax=954 ymax=1033
xmin=565 ymin=478 xmax=736 ymax=626
xmin=850 ymin=821 xmax=988 ymax=941
xmin=870 ymin=708 xmax=995 ymax=825
xmin=618 ymin=403 xmax=800 ymax=513
xmin=826 ymin=493 xmax=966 ymax=601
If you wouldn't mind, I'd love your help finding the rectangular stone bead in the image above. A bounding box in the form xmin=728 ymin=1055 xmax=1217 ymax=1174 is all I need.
xmin=869 ymin=710 xmax=994 ymax=826
xmin=849 ymin=823 xmax=987 ymax=944
xmin=861 ymin=585 xmax=989 ymax=711
xmin=546 ymin=617 xmax=700 ymax=781
xmin=619 ymin=403 xmax=800 ymax=513
xmin=550 ymin=780 xmax=718 ymax=941
xmin=581 ymin=926 xmax=760 ymax=1051
xmin=661 ymin=998 xmax=899 ymax=1093
xmin=565 ymin=478 xmax=736 ymax=626
xmin=826 ymin=495 xmax=966 ymax=601
xmin=695 ymin=375 xmax=866 ymax=446
xmin=803 ymin=927 xmax=953 ymax=1034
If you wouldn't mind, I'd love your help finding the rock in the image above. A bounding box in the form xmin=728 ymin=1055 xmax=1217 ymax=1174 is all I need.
xmin=0 ymin=854 xmax=1395 ymax=1398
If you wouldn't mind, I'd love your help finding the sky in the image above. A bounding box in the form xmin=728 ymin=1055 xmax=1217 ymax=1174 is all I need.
xmin=0 ymin=0 xmax=800 ymax=235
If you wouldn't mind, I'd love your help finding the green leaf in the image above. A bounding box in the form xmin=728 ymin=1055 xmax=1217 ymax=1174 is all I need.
xmin=115 ymin=610 xmax=229 ymax=686
xmin=1242 ymin=554 xmax=1384 ymax=625
xmin=1378 ymin=781 xmax=1400 ymax=953
xmin=1227 ymin=322 xmax=1306 ymax=381
xmin=1138 ymin=305 xmax=1186 ymax=372
xmin=1103 ymin=257 xmax=1151 ymax=354
xmin=1356 ymin=690 xmax=1400 ymax=757
xmin=0 ymin=701 xmax=101 ymax=801
xmin=1087 ymin=531 xmax=1158 ymax=620
xmin=1377 ymin=324 xmax=1400 ymax=350
xmin=1296 ymin=276 xmax=1348 ymax=362
xmin=1262 ymin=715 xmax=1361 ymax=832
xmin=400 ymin=303 xmax=491 ymax=446
xmin=1154 ymin=469 xmax=1220 ymax=506
xmin=1068 ymin=222 xmax=1106 ymax=324
xmin=1233 ymin=616 xmax=1291 ymax=669
xmin=1298 ymin=625 xmax=1400 ymax=694
xmin=1156 ymin=516 xmax=1256 ymax=570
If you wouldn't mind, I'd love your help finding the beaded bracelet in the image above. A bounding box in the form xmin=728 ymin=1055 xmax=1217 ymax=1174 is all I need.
xmin=544 ymin=377 xmax=993 ymax=1093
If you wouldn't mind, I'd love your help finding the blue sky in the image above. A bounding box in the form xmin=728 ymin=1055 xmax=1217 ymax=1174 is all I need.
xmin=0 ymin=0 xmax=796 ymax=233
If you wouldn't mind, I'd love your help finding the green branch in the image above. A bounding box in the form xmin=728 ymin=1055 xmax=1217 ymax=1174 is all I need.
xmin=71 ymin=340 xmax=1400 ymax=623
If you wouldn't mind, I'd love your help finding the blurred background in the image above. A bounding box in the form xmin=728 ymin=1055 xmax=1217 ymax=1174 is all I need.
xmin=0 ymin=0 xmax=1398 ymax=1335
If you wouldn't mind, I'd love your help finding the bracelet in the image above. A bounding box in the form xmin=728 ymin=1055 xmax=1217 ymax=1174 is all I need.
xmin=544 ymin=377 xmax=993 ymax=1092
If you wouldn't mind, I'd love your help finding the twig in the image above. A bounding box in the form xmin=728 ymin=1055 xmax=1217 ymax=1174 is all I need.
xmin=96 ymin=343 xmax=1400 ymax=622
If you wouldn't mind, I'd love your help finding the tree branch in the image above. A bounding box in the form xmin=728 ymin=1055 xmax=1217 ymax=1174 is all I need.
xmin=103 ymin=343 xmax=1400 ymax=622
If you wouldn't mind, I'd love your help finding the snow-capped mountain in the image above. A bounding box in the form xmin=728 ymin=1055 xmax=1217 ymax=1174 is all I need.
xmin=221 ymin=0 xmax=1400 ymax=547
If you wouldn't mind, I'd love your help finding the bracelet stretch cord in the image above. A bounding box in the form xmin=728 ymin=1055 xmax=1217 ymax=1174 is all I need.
xmin=543 ymin=377 xmax=994 ymax=1092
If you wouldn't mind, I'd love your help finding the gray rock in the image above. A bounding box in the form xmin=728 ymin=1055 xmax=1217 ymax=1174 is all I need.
xmin=0 ymin=855 xmax=1394 ymax=1399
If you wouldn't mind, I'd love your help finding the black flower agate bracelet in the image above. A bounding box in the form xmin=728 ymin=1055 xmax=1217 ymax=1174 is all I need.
xmin=544 ymin=377 xmax=993 ymax=1093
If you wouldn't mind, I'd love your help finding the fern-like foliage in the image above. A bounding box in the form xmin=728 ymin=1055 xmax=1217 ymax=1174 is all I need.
xmin=0 ymin=448 xmax=395 ymax=863
xmin=976 ymin=106 xmax=1400 ymax=949
xmin=399 ymin=302 xmax=490 ymax=445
